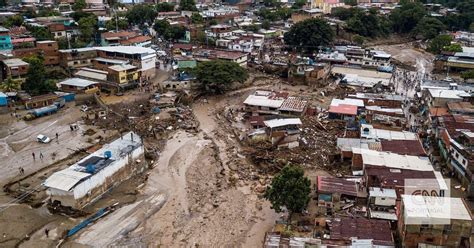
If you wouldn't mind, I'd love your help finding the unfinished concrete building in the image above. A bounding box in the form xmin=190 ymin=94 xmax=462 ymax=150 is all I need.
xmin=43 ymin=132 xmax=145 ymax=209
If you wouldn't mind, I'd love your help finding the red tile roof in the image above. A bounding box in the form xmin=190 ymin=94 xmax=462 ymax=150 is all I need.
xmin=329 ymin=104 xmax=358 ymax=115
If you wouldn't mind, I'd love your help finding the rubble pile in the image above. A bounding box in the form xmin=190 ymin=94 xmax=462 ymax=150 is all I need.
xmin=87 ymin=98 xmax=199 ymax=138
xmin=243 ymin=117 xmax=346 ymax=173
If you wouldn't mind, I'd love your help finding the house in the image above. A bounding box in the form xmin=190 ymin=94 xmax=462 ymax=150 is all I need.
xmin=243 ymin=90 xmax=286 ymax=115
xmin=399 ymin=195 xmax=472 ymax=247
xmin=59 ymin=47 xmax=98 ymax=69
xmin=347 ymin=93 xmax=404 ymax=108
xmin=329 ymin=217 xmax=394 ymax=247
xmin=351 ymin=148 xmax=433 ymax=175
xmin=426 ymin=88 xmax=471 ymax=107
xmin=107 ymin=64 xmax=140 ymax=88
xmin=278 ymin=97 xmax=308 ymax=116
xmin=206 ymin=24 xmax=233 ymax=39
xmin=263 ymin=118 xmax=302 ymax=148
xmin=36 ymin=40 xmax=60 ymax=66
xmin=446 ymin=48 xmax=474 ymax=71
xmin=74 ymin=67 xmax=108 ymax=83
xmin=23 ymin=94 xmax=58 ymax=109
xmin=328 ymin=98 xmax=364 ymax=120
xmin=0 ymin=26 xmax=12 ymax=50
xmin=58 ymin=78 xmax=100 ymax=94
xmin=96 ymin=46 xmax=157 ymax=80
xmin=93 ymin=57 xmax=129 ymax=71
xmin=360 ymin=124 xmax=418 ymax=141
xmin=368 ymin=187 xmax=397 ymax=221
xmin=0 ymin=58 xmax=29 ymax=82
xmin=316 ymin=176 xmax=365 ymax=208
xmin=43 ymin=132 xmax=145 ymax=209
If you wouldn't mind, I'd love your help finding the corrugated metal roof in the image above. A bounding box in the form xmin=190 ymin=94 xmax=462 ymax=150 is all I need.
xmin=264 ymin=118 xmax=302 ymax=128
xmin=328 ymin=104 xmax=357 ymax=115
xmin=43 ymin=170 xmax=90 ymax=191
xmin=243 ymin=94 xmax=284 ymax=108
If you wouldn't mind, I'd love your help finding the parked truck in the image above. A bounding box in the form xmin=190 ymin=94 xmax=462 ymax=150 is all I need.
xmin=23 ymin=98 xmax=66 ymax=121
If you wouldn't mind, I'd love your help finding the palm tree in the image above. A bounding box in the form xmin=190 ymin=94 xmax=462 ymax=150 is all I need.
xmin=0 ymin=77 xmax=21 ymax=92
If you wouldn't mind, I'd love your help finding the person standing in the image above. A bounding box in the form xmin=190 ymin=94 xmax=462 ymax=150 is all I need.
xmin=44 ymin=228 xmax=49 ymax=238
xmin=40 ymin=152 xmax=44 ymax=160
xmin=32 ymin=152 xmax=35 ymax=161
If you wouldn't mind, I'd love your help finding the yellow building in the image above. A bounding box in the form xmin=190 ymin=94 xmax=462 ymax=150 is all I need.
xmin=107 ymin=64 xmax=141 ymax=87
xmin=311 ymin=0 xmax=345 ymax=14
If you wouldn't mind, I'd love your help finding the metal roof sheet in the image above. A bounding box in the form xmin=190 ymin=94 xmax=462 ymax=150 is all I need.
xmin=43 ymin=170 xmax=90 ymax=191
xmin=263 ymin=118 xmax=302 ymax=128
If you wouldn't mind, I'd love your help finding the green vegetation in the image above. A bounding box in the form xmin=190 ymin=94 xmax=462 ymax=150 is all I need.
xmin=191 ymin=13 xmax=204 ymax=24
xmin=78 ymin=15 xmax=98 ymax=42
xmin=154 ymin=19 xmax=186 ymax=40
xmin=179 ymin=0 xmax=197 ymax=11
xmin=73 ymin=0 xmax=87 ymax=11
xmin=291 ymin=0 xmax=306 ymax=9
xmin=284 ymin=18 xmax=334 ymax=53
xmin=27 ymin=26 xmax=53 ymax=41
xmin=0 ymin=77 xmax=21 ymax=92
xmin=413 ymin=17 xmax=445 ymax=39
xmin=4 ymin=15 xmax=23 ymax=28
xmin=156 ymin=2 xmax=175 ymax=12
xmin=126 ymin=4 xmax=158 ymax=26
xmin=257 ymin=7 xmax=292 ymax=22
xmin=264 ymin=165 xmax=311 ymax=223
xmin=390 ymin=2 xmax=427 ymax=33
xmin=427 ymin=34 xmax=452 ymax=54
xmin=444 ymin=43 xmax=463 ymax=53
xmin=461 ymin=70 xmax=474 ymax=81
xmin=37 ymin=9 xmax=61 ymax=17
xmin=352 ymin=34 xmax=365 ymax=46
xmin=193 ymin=60 xmax=248 ymax=95
xmin=346 ymin=8 xmax=391 ymax=38
xmin=22 ymin=56 xmax=57 ymax=96
xmin=105 ymin=17 xmax=129 ymax=31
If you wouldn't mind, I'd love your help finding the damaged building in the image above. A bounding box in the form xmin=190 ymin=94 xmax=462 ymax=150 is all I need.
xmin=43 ymin=132 xmax=145 ymax=209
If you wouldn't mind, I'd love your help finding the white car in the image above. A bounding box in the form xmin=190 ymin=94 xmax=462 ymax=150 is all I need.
xmin=37 ymin=134 xmax=51 ymax=143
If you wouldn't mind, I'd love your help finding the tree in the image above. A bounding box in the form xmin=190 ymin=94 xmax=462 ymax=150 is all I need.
xmin=261 ymin=20 xmax=271 ymax=30
xmin=73 ymin=0 xmax=87 ymax=11
xmin=284 ymin=18 xmax=334 ymax=53
xmin=346 ymin=9 xmax=390 ymax=38
xmin=22 ymin=56 xmax=57 ymax=95
xmin=179 ymin=0 xmax=197 ymax=11
xmin=126 ymin=4 xmax=157 ymax=26
xmin=390 ymin=2 xmax=427 ymax=33
xmin=0 ymin=77 xmax=21 ymax=92
xmin=413 ymin=17 xmax=445 ymax=39
xmin=264 ymin=165 xmax=311 ymax=224
xmin=4 ymin=15 xmax=24 ymax=28
xmin=153 ymin=20 xmax=186 ymax=40
xmin=156 ymin=2 xmax=175 ymax=12
xmin=78 ymin=15 xmax=97 ymax=42
xmin=427 ymin=34 xmax=452 ymax=54
xmin=37 ymin=8 xmax=61 ymax=17
xmin=292 ymin=0 xmax=306 ymax=9
xmin=191 ymin=13 xmax=204 ymax=24
xmin=461 ymin=70 xmax=474 ymax=81
xmin=444 ymin=43 xmax=463 ymax=53
xmin=352 ymin=34 xmax=365 ymax=46
xmin=193 ymin=60 xmax=248 ymax=95
xmin=331 ymin=7 xmax=358 ymax=21
xmin=105 ymin=17 xmax=128 ymax=31
xmin=27 ymin=26 xmax=53 ymax=41
xmin=343 ymin=0 xmax=357 ymax=6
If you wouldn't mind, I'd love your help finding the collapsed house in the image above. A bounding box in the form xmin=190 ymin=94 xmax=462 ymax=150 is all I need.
xmin=243 ymin=90 xmax=308 ymax=117
xmin=262 ymin=118 xmax=302 ymax=149
xmin=43 ymin=132 xmax=145 ymax=209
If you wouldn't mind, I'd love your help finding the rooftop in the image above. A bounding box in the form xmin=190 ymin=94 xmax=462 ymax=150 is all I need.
xmin=328 ymin=104 xmax=358 ymax=116
xmin=263 ymin=118 xmax=302 ymax=129
xmin=428 ymin=88 xmax=471 ymax=99
xmin=380 ymin=139 xmax=426 ymax=156
xmin=279 ymin=97 xmax=307 ymax=112
xmin=58 ymin=78 xmax=99 ymax=88
xmin=354 ymin=148 xmax=434 ymax=171
xmin=108 ymin=64 xmax=137 ymax=71
xmin=96 ymin=46 xmax=156 ymax=55
xmin=243 ymin=94 xmax=285 ymax=109
xmin=44 ymin=132 xmax=142 ymax=192
xmin=402 ymin=195 xmax=472 ymax=223
xmin=317 ymin=176 xmax=359 ymax=197
xmin=3 ymin=58 xmax=28 ymax=67
xmin=330 ymin=98 xmax=365 ymax=107
xmin=329 ymin=217 xmax=394 ymax=246
xmin=361 ymin=124 xmax=418 ymax=141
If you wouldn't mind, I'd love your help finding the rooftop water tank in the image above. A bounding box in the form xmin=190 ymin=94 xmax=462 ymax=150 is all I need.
xmin=104 ymin=150 xmax=112 ymax=159
xmin=86 ymin=164 xmax=95 ymax=174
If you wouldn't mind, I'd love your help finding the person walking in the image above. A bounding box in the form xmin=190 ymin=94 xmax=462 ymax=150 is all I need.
xmin=40 ymin=152 xmax=44 ymax=160
xmin=44 ymin=228 xmax=49 ymax=238
xmin=32 ymin=152 xmax=35 ymax=161
xmin=55 ymin=133 xmax=58 ymax=140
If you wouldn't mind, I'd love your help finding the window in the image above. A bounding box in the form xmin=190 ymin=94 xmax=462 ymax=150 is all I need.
xmin=381 ymin=197 xmax=386 ymax=200
xmin=463 ymin=159 xmax=467 ymax=165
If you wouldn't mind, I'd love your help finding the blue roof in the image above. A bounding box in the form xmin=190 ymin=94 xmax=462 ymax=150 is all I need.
xmin=0 ymin=92 xmax=7 ymax=98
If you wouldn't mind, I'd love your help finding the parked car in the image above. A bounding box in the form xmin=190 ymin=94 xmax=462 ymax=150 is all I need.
xmin=37 ymin=134 xmax=51 ymax=143
xmin=80 ymin=105 xmax=89 ymax=112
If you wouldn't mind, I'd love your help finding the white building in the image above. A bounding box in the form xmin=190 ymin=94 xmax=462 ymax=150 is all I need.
xmin=44 ymin=132 xmax=145 ymax=209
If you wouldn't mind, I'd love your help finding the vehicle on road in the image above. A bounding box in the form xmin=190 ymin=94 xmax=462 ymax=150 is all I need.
xmin=37 ymin=134 xmax=51 ymax=143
